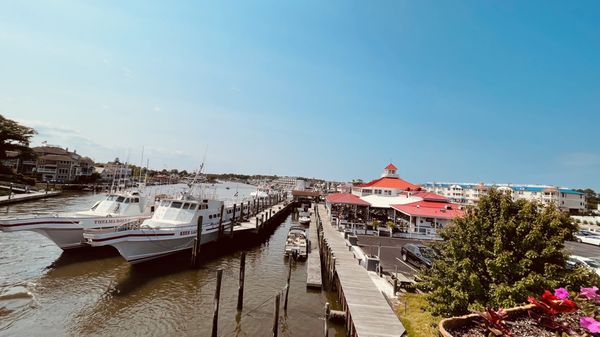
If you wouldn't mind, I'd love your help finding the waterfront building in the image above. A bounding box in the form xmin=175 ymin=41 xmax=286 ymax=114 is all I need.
xmin=1 ymin=145 xmax=95 ymax=183
xmin=326 ymin=164 xmax=464 ymax=236
xmin=423 ymin=182 xmax=586 ymax=213
xmin=94 ymin=160 xmax=133 ymax=184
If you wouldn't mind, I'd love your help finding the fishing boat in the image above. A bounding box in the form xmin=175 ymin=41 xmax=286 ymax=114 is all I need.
xmin=83 ymin=195 xmax=243 ymax=263
xmin=0 ymin=190 xmax=154 ymax=250
xmin=284 ymin=226 xmax=307 ymax=260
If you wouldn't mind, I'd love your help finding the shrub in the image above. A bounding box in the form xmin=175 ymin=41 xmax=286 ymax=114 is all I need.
xmin=422 ymin=189 xmax=576 ymax=317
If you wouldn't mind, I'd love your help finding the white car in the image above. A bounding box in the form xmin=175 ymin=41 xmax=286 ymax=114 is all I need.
xmin=574 ymin=230 xmax=600 ymax=246
xmin=568 ymin=255 xmax=600 ymax=277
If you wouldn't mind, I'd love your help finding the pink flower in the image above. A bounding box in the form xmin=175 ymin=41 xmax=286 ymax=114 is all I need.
xmin=581 ymin=316 xmax=600 ymax=333
xmin=554 ymin=287 xmax=569 ymax=300
xmin=580 ymin=286 xmax=599 ymax=300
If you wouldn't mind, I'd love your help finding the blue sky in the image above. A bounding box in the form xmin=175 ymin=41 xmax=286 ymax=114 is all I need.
xmin=1 ymin=1 xmax=599 ymax=190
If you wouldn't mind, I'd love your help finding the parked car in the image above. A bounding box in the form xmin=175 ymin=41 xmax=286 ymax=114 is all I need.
xmin=573 ymin=230 xmax=600 ymax=246
xmin=567 ymin=255 xmax=600 ymax=277
xmin=401 ymin=243 xmax=437 ymax=268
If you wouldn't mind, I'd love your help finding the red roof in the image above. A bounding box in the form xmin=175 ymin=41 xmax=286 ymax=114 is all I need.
xmin=359 ymin=177 xmax=421 ymax=191
xmin=385 ymin=163 xmax=397 ymax=170
xmin=325 ymin=193 xmax=371 ymax=206
xmin=391 ymin=200 xmax=465 ymax=219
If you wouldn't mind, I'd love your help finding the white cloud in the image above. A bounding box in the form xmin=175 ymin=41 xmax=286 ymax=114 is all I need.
xmin=154 ymin=106 xmax=161 ymax=112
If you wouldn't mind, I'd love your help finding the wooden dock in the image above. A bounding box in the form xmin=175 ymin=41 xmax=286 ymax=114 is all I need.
xmin=306 ymin=210 xmax=322 ymax=288
xmin=0 ymin=191 xmax=61 ymax=206
xmin=231 ymin=194 xmax=293 ymax=235
xmin=317 ymin=204 xmax=405 ymax=337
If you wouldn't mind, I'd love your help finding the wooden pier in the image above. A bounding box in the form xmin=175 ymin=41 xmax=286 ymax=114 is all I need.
xmin=306 ymin=209 xmax=322 ymax=288
xmin=316 ymin=204 xmax=405 ymax=337
xmin=0 ymin=191 xmax=61 ymax=206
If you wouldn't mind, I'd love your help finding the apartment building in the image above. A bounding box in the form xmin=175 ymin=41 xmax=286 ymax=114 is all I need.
xmin=423 ymin=182 xmax=586 ymax=213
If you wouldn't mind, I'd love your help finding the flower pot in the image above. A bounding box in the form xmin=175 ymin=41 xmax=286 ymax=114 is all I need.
xmin=438 ymin=304 xmax=535 ymax=337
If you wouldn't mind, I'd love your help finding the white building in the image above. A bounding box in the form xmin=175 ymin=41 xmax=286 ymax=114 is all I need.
xmin=423 ymin=182 xmax=586 ymax=213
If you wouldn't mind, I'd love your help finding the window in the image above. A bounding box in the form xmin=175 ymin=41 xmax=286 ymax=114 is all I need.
xmin=116 ymin=196 xmax=125 ymax=202
xmin=209 ymin=215 xmax=213 ymax=219
xmin=182 ymin=203 xmax=190 ymax=210
xmin=171 ymin=201 xmax=183 ymax=209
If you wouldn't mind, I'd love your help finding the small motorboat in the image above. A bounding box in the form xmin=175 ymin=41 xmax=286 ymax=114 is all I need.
xmin=284 ymin=226 xmax=307 ymax=260
xmin=299 ymin=215 xmax=311 ymax=225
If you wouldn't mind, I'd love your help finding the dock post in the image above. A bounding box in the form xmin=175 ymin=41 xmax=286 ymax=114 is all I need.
xmin=256 ymin=216 xmax=259 ymax=229
xmin=273 ymin=292 xmax=280 ymax=337
xmin=8 ymin=183 xmax=13 ymax=200
xmin=324 ymin=302 xmax=330 ymax=337
xmin=247 ymin=201 xmax=251 ymax=217
xmin=231 ymin=204 xmax=237 ymax=228
xmin=237 ymin=252 xmax=246 ymax=311
xmin=218 ymin=205 xmax=224 ymax=240
xmin=253 ymin=199 xmax=257 ymax=215
xmin=261 ymin=214 xmax=265 ymax=230
xmin=212 ymin=269 xmax=223 ymax=337
xmin=284 ymin=258 xmax=292 ymax=312
xmin=191 ymin=216 xmax=204 ymax=267
xmin=236 ymin=202 xmax=241 ymax=221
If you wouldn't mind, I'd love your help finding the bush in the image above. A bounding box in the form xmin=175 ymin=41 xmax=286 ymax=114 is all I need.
xmin=422 ymin=189 xmax=576 ymax=317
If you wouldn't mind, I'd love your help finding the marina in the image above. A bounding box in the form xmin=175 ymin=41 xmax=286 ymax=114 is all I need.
xmin=0 ymin=183 xmax=346 ymax=337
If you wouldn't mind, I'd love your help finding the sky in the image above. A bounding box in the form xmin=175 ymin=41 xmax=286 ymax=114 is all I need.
xmin=0 ymin=1 xmax=599 ymax=190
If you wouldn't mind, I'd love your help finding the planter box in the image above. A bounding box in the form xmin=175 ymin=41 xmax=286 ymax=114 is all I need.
xmin=438 ymin=304 xmax=535 ymax=337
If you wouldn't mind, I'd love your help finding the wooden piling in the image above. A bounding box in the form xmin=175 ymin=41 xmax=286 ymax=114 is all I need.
xmin=218 ymin=204 xmax=224 ymax=239
xmin=273 ymin=292 xmax=280 ymax=337
xmin=230 ymin=203 xmax=237 ymax=237
xmin=211 ymin=269 xmax=223 ymax=337
xmin=284 ymin=258 xmax=292 ymax=312
xmin=191 ymin=216 xmax=203 ymax=267
xmin=324 ymin=302 xmax=330 ymax=337
xmin=237 ymin=252 xmax=246 ymax=311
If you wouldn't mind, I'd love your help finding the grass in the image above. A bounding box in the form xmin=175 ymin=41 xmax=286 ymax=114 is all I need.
xmin=396 ymin=293 xmax=440 ymax=337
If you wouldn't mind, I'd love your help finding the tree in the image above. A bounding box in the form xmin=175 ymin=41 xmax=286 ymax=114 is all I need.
xmin=0 ymin=114 xmax=36 ymax=163
xmin=422 ymin=189 xmax=578 ymax=317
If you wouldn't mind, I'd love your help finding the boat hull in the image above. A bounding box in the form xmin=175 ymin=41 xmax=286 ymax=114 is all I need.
xmin=0 ymin=215 xmax=150 ymax=250
xmin=85 ymin=227 xmax=221 ymax=264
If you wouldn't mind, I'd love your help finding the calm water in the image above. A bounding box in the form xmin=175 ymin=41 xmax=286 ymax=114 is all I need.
xmin=0 ymin=182 xmax=344 ymax=337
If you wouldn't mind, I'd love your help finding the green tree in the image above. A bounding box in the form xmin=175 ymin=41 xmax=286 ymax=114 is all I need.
xmin=422 ymin=189 xmax=577 ymax=317
xmin=0 ymin=114 xmax=36 ymax=165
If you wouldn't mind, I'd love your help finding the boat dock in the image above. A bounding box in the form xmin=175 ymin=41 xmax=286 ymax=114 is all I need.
xmin=316 ymin=203 xmax=405 ymax=337
xmin=306 ymin=209 xmax=323 ymax=288
xmin=232 ymin=194 xmax=293 ymax=235
xmin=0 ymin=191 xmax=62 ymax=206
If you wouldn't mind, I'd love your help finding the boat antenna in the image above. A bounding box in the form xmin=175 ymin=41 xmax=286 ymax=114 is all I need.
xmin=188 ymin=146 xmax=208 ymax=196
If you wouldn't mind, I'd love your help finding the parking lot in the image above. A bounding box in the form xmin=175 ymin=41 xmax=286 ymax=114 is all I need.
xmin=357 ymin=236 xmax=600 ymax=279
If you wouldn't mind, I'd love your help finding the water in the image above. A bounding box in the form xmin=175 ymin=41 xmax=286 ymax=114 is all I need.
xmin=0 ymin=182 xmax=344 ymax=337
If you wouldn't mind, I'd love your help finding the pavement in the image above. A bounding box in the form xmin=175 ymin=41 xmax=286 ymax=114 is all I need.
xmin=357 ymin=235 xmax=600 ymax=279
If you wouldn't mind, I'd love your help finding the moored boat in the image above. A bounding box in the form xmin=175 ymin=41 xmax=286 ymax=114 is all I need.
xmin=83 ymin=196 xmax=246 ymax=264
xmin=284 ymin=226 xmax=307 ymax=260
xmin=0 ymin=191 xmax=154 ymax=250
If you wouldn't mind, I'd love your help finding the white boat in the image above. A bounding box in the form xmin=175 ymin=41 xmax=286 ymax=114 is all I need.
xmin=250 ymin=187 xmax=270 ymax=198
xmin=284 ymin=226 xmax=307 ymax=260
xmin=0 ymin=191 xmax=154 ymax=250
xmin=299 ymin=216 xmax=311 ymax=225
xmin=83 ymin=196 xmax=246 ymax=264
